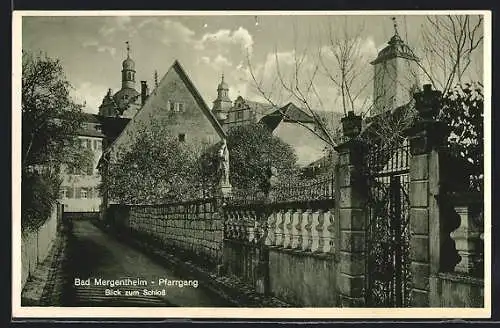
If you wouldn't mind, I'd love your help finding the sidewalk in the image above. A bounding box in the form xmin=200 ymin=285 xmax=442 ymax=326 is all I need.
xmin=95 ymin=220 xmax=292 ymax=308
xmin=21 ymin=232 xmax=69 ymax=306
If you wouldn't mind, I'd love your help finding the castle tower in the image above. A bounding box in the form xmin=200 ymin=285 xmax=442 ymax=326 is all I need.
xmin=370 ymin=17 xmax=421 ymax=116
xmin=212 ymin=74 xmax=233 ymax=122
xmin=121 ymin=41 xmax=136 ymax=90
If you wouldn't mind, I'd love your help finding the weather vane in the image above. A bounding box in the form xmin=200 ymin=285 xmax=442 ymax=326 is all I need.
xmin=391 ymin=17 xmax=399 ymax=36
xmin=125 ymin=41 xmax=130 ymax=57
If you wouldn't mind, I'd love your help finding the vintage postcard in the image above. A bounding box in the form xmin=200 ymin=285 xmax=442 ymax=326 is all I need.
xmin=12 ymin=10 xmax=491 ymax=319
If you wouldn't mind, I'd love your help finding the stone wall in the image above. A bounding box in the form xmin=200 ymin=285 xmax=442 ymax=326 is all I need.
xmin=109 ymin=198 xmax=224 ymax=269
xmin=222 ymin=200 xmax=338 ymax=306
xmin=22 ymin=203 xmax=63 ymax=289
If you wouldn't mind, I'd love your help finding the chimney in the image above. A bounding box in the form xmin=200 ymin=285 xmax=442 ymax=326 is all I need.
xmin=140 ymin=81 xmax=149 ymax=106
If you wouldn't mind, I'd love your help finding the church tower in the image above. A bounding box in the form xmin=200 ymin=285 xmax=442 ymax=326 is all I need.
xmin=121 ymin=41 xmax=136 ymax=89
xmin=370 ymin=17 xmax=421 ymax=116
xmin=212 ymin=74 xmax=233 ymax=122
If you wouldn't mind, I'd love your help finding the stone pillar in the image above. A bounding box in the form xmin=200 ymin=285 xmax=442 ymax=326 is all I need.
xmin=406 ymin=84 xmax=450 ymax=307
xmin=334 ymin=139 xmax=367 ymax=307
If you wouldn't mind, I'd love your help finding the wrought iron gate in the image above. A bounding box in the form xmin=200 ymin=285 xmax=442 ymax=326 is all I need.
xmin=365 ymin=140 xmax=412 ymax=307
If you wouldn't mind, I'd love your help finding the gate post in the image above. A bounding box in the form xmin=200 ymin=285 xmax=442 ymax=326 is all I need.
xmin=406 ymin=84 xmax=449 ymax=307
xmin=334 ymin=128 xmax=368 ymax=307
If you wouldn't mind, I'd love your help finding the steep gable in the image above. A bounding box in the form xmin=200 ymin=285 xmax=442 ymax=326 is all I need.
xmin=106 ymin=60 xmax=226 ymax=160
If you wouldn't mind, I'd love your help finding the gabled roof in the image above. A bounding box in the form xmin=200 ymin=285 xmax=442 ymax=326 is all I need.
xmin=243 ymin=99 xmax=277 ymax=116
xmin=173 ymin=61 xmax=226 ymax=139
xmin=102 ymin=60 xmax=226 ymax=158
xmin=77 ymin=113 xmax=131 ymax=139
xmin=259 ymin=102 xmax=316 ymax=131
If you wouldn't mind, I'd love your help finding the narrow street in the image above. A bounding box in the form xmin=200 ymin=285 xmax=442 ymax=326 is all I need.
xmin=64 ymin=220 xmax=230 ymax=307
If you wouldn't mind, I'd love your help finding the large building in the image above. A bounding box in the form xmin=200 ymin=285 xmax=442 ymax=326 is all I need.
xmin=99 ymin=59 xmax=227 ymax=206
xmin=210 ymin=76 xmax=330 ymax=168
xmin=59 ymin=43 xmax=144 ymax=212
xmin=97 ymin=43 xmax=149 ymax=119
xmin=59 ymin=114 xmax=130 ymax=212
xmin=370 ymin=21 xmax=420 ymax=117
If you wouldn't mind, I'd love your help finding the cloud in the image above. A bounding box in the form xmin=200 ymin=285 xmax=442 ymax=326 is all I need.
xmin=98 ymin=16 xmax=133 ymax=38
xmin=70 ymin=82 xmax=110 ymax=114
xmin=160 ymin=19 xmax=196 ymax=45
xmin=83 ymin=40 xmax=117 ymax=57
xmin=131 ymin=17 xmax=196 ymax=46
xmin=197 ymin=27 xmax=254 ymax=55
xmin=213 ymin=54 xmax=233 ymax=69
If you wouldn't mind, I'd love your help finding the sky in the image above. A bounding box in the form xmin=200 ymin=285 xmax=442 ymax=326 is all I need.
xmin=21 ymin=13 xmax=485 ymax=115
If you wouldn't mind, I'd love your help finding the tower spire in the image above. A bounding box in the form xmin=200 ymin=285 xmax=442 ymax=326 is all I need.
xmin=391 ymin=17 xmax=399 ymax=36
xmin=125 ymin=41 xmax=130 ymax=58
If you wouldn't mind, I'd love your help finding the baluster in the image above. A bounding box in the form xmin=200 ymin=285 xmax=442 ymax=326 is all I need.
xmin=301 ymin=209 xmax=312 ymax=251
xmin=231 ymin=212 xmax=238 ymax=239
xmin=265 ymin=212 xmax=277 ymax=246
xmin=275 ymin=210 xmax=284 ymax=247
xmin=224 ymin=214 xmax=231 ymax=239
xmin=237 ymin=214 xmax=244 ymax=240
xmin=247 ymin=210 xmax=255 ymax=243
xmin=254 ymin=219 xmax=261 ymax=244
xmin=291 ymin=209 xmax=302 ymax=249
xmin=321 ymin=209 xmax=335 ymax=253
xmin=311 ymin=210 xmax=321 ymax=252
xmin=283 ymin=209 xmax=293 ymax=248
xmin=450 ymin=204 xmax=483 ymax=275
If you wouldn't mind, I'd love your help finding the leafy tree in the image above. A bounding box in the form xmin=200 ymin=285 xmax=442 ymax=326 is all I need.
xmin=440 ymin=82 xmax=483 ymax=191
xmin=200 ymin=122 xmax=299 ymax=194
xmin=22 ymin=51 xmax=92 ymax=171
xmin=105 ymin=120 xmax=205 ymax=204
xmin=22 ymin=51 xmax=93 ymax=230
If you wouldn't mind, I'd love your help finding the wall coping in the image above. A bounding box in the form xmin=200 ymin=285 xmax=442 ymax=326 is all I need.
xmin=222 ymin=239 xmax=336 ymax=260
xmin=268 ymin=245 xmax=336 ymax=260
xmin=436 ymin=272 xmax=484 ymax=286
xmin=224 ymin=199 xmax=335 ymax=212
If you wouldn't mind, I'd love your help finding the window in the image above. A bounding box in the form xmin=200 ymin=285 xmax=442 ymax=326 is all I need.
xmin=169 ymin=101 xmax=175 ymax=111
xmin=96 ymin=140 xmax=102 ymax=150
xmin=236 ymin=111 xmax=244 ymax=120
xmin=86 ymin=162 xmax=94 ymax=176
xmin=178 ymin=133 xmax=186 ymax=142
xmin=67 ymin=187 xmax=74 ymax=199
xmin=178 ymin=103 xmax=184 ymax=112
xmin=59 ymin=188 xmax=67 ymax=199
xmin=93 ymin=140 xmax=97 ymax=150
xmin=81 ymin=188 xmax=88 ymax=199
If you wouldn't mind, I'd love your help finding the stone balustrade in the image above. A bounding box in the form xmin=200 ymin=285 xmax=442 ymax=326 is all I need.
xmin=223 ymin=201 xmax=336 ymax=254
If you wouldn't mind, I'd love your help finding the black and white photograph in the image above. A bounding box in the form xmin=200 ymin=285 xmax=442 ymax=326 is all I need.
xmin=13 ymin=10 xmax=490 ymax=318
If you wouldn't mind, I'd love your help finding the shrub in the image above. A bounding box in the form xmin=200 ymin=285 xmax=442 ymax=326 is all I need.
xmin=21 ymin=169 xmax=61 ymax=231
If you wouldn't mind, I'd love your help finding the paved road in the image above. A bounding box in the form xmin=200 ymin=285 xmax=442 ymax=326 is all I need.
xmin=66 ymin=220 xmax=229 ymax=307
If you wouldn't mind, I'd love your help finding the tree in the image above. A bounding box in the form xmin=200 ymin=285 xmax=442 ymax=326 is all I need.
xmin=104 ymin=120 xmax=205 ymax=205
xmin=21 ymin=50 xmax=92 ymax=230
xmin=440 ymin=82 xmax=483 ymax=191
xmin=418 ymin=15 xmax=483 ymax=95
xmin=199 ymin=122 xmax=299 ymax=194
xmin=246 ymin=15 xmax=484 ymax=150
xmin=22 ymin=50 xmax=92 ymax=172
